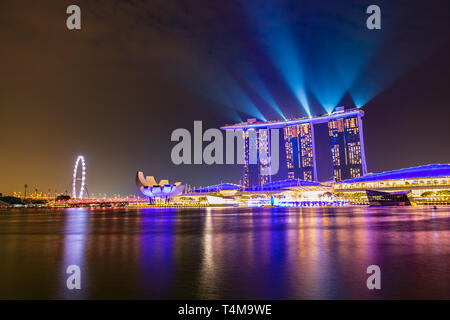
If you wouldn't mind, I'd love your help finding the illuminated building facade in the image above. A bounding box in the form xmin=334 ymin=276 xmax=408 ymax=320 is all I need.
xmin=243 ymin=128 xmax=257 ymax=188
xmin=221 ymin=108 xmax=367 ymax=187
xmin=328 ymin=112 xmax=367 ymax=181
xmin=284 ymin=123 xmax=316 ymax=181
xmin=243 ymin=127 xmax=275 ymax=188
xmin=335 ymin=164 xmax=450 ymax=191
xmin=334 ymin=164 xmax=450 ymax=205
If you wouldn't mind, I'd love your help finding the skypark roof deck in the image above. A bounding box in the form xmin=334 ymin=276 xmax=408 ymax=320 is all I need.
xmin=221 ymin=108 xmax=364 ymax=130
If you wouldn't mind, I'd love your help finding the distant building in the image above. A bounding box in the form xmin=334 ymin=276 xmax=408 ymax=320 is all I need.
xmin=336 ymin=164 xmax=450 ymax=190
xmin=335 ymin=164 xmax=450 ymax=205
xmin=0 ymin=196 xmax=24 ymax=206
xmin=56 ymin=195 xmax=71 ymax=201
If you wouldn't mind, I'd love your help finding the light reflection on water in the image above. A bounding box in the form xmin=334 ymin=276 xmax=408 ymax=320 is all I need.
xmin=0 ymin=206 xmax=449 ymax=299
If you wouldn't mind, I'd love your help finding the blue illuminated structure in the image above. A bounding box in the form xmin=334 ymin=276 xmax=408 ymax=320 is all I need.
xmin=340 ymin=164 xmax=450 ymax=184
xmin=192 ymin=183 xmax=242 ymax=193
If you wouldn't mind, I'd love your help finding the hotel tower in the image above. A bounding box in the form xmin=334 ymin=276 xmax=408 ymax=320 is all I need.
xmin=221 ymin=107 xmax=368 ymax=187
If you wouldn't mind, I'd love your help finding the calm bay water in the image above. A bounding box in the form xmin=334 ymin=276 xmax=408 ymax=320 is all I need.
xmin=0 ymin=206 xmax=449 ymax=299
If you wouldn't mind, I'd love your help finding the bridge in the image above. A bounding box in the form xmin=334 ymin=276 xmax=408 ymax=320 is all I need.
xmin=51 ymin=197 xmax=147 ymax=207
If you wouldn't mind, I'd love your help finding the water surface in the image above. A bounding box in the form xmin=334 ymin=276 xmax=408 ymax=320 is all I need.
xmin=0 ymin=206 xmax=449 ymax=299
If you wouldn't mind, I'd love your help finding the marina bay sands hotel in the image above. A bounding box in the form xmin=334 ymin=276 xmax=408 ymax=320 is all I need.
xmin=221 ymin=107 xmax=368 ymax=187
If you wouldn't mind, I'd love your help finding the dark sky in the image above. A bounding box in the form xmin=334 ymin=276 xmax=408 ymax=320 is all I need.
xmin=1 ymin=0 xmax=449 ymax=196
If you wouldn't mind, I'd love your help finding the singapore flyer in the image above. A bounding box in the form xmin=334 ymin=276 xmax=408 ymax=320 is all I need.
xmin=72 ymin=155 xmax=86 ymax=199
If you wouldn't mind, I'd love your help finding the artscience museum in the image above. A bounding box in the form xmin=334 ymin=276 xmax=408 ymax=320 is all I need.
xmin=136 ymin=172 xmax=184 ymax=202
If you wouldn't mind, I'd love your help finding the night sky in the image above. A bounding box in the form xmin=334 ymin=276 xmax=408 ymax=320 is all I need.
xmin=1 ymin=0 xmax=449 ymax=196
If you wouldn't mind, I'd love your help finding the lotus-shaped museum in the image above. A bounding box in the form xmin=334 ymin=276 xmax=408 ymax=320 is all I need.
xmin=136 ymin=172 xmax=184 ymax=200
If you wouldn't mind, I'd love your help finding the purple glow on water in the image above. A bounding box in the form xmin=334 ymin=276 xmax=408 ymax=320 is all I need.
xmin=0 ymin=206 xmax=449 ymax=299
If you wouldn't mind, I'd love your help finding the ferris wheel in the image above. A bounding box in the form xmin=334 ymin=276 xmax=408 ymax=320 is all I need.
xmin=72 ymin=155 xmax=86 ymax=199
